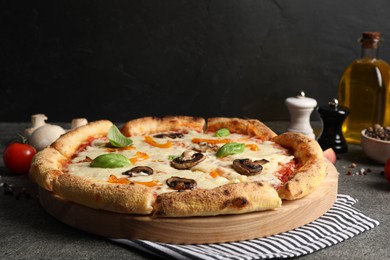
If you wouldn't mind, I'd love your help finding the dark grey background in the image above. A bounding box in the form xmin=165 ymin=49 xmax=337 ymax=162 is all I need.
xmin=2 ymin=0 xmax=390 ymax=123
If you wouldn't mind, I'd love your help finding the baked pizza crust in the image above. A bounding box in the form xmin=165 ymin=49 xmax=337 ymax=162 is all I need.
xmin=30 ymin=120 xmax=113 ymax=191
xmin=51 ymin=120 xmax=113 ymax=158
xmin=29 ymin=147 xmax=67 ymax=191
xmin=121 ymin=116 xmax=205 ymax=136
xmin=53 ymin=174 xmax=154 ymax=214
xmin=272 ymin=132 xmax=327 ymax=200
xmin=154 ymin=182 xmax=281 ymax=217
xmin=29 ymin=116 xmax=327 ymax=218
xmin=207 ymin=117 xmax=277 ymax=141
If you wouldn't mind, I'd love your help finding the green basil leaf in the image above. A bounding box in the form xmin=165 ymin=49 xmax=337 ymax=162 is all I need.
xmin=168 ymin=155 xmax=180 ymax=160
xmin=90 ymin=154 xmax=131 ymax=168
xmin=107 ymin=125 xmax=133 ymax=148
xmin=216 ymin=142 xmax=245 ymax=158
xmin=215 ymin=128 xmax=230 ymax=137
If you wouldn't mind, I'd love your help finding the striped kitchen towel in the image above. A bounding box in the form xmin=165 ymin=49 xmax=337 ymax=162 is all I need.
xmin=112 ymin=194 xmax=379 ymax=259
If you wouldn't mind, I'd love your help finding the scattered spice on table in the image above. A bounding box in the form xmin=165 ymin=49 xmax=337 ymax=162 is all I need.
xmin=1 ymin=182 xmax=32 ymax=200
xmin=344 ymin=163 xmax=371 ymax=176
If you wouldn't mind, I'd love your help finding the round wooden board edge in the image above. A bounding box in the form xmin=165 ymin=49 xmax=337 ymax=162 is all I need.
xmin=39 ymin=160 xmax=338 ymax=244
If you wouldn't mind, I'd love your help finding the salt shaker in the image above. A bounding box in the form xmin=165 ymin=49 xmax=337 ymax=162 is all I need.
xmin=285 ymin=91 xmax=317 ymax=139
xmin=317 ymin=98 xmax=350 ymax=153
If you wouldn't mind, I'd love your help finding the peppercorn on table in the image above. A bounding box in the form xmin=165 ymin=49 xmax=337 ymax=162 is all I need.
xmin=0 ymin=122 xmax=388 ymax=259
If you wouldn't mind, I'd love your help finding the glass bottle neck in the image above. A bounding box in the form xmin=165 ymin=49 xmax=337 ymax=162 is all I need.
xmin=361 ymin=47 xmax=379 ymax=60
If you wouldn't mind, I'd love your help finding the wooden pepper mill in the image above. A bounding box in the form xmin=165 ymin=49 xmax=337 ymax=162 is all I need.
xmin=317 ymin=98 xmax=350 ymax=153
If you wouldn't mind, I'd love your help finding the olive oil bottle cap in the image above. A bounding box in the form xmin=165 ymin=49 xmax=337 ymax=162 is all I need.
xmin=360 ymin=32 xmax=381 ymax=48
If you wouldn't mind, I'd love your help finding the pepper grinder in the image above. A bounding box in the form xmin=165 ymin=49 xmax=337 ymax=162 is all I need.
xmin=285 ymin=91 xmax=317 ymax=139
xmin=317 ymin=98 xmax=350 ymax=153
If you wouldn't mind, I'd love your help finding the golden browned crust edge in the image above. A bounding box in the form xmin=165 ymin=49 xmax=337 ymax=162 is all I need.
xmin=29 ymin=120 xmax=113 ymax=192
xmin=53 ymin=174 xmax=154 ymax=214
xmin=272 ymin=132 xmax=327 ymax=200
xmin=153 ymin=182 xmax=281 ymax=217
xmin=207 ymin=117 xmax=277 ymax=141
xmin=29 ymin=147 xmax=67 ymax=191
xmin=51 ymin=120 xmax=113 ymax=158
xmin=121 ymin=116 xmax=206 ymax=136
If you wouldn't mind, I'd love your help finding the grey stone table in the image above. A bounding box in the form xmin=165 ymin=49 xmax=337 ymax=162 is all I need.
xmin=0 ymin=122 xmax=389 ymax=259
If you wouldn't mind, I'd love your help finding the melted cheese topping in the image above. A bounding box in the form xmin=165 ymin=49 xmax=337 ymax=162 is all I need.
xmin=65 ymin=131 xmax=294 ymax=195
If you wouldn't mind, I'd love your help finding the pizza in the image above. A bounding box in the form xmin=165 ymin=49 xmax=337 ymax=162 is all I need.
xmin=29 ymin=116 xmax=327 ymax=217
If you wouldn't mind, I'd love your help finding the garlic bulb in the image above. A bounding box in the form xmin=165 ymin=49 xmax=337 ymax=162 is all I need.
xmin=71 ymin=118 xmax=88 ymax=129
xmin=24 ymin=114 xmax=48 ymax=137
xmin=29 ymin=124 xmax=66 ymax=151
xmin=25 ymin=114 xmax=87 ymax=151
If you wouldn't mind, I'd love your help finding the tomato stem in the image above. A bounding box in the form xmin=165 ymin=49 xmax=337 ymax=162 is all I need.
xmin=17 ymin=134 xmax=28 ymax=144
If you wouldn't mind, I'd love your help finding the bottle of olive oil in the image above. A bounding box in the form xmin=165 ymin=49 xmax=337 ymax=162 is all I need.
xmin=338 ymin=32 xmax=390 ymax=144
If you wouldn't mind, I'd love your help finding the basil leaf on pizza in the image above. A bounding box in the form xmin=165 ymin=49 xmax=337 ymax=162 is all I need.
xmin=90 ymin=153 xmax=131 ymax=168
xmin=107 ymin=125 xmax=132 ymax=148
xmin=215 ymin=128 xmax=230 ymax=137
xmin=168 ymin=155 xmax=180 ymax=160
xmin=216 ymin=142 xmax=245 ymax=158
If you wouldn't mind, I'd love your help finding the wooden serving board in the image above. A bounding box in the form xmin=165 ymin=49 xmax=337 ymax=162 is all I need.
xmin=39 ymin=161 xmax=338 ymax=244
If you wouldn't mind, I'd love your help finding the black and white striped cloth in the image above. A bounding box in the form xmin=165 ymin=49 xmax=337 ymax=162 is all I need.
xmin=112 ymin=195 xmax=379 ymax=259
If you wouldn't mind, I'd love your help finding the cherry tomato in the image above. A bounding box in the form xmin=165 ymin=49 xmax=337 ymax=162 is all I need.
xmin=384 ymin=158 xmax=390 ymax=183
xmin=3 ymin=142 xmax=36 ymax=174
